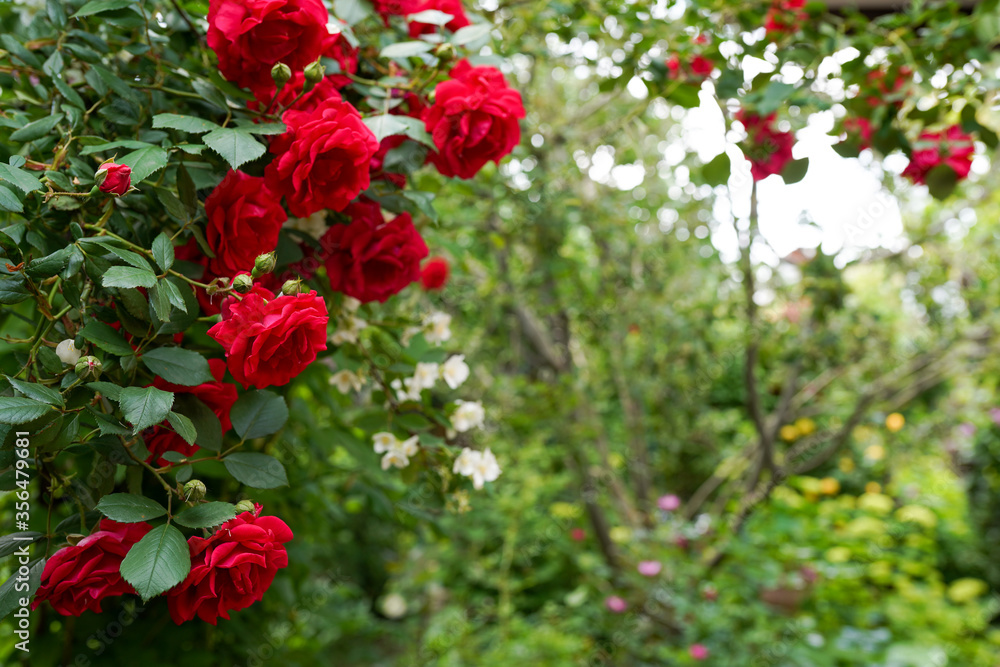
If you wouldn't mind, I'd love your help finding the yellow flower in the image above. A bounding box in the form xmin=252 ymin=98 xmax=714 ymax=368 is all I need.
xmin=780 ymin=425 xmax=800 ymax=442
xmin=885 ymin=412 xmax=905 ymax=433
xmin=795 ymin=417 xmax=816 ymax=436
xmin=819 ymin=477 xmax=840 ymax=495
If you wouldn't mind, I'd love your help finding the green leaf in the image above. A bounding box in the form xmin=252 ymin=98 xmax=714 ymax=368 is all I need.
xmin=73 ymin=0 xmax=135 ymax=17
xmin=89 ymin=409 xmax=130 ymax=435
xmin=151 ymin=113 xmax=220 ymax=134
xmin=172 ymin=395 xmax=223 ymax=452
xmin=25 ymin=247 xmax=74 ymax=280
xmin=87 ymin=381 xmax=123 ymax=401
xmin=0 ymin=397 xmax=53 ymax=424
xmin=407 ymin=9 xmax=453 ymax=25
xmin=148 ymin=283 xmax=171 ymax=322
xmin=334 ymin=0 xmax=371 ymax=25
xmin=0 ymin=164 xmax=43 ymax=193
xmin=166 ymin=411 xmax=197 ymax=446
xmin=95 ymin=493 xmax=168 ymax=523
xmin=173 ymin=502 xmax=237 ymax=529
xmin=0 ymin=558 xmax=45 ymax=620
xmin=10 ymin=114 xmax=63 ymax=142
xmin=237 ymin=121 xmax=286 ymax=135
xmin=0 ymin=532 xmax=44 ymax=559
xmin=161 ymin=278 xmax=188 ymax=313
xmin=140 ymin=348 xmax=213 ymax=386
xmin=118 ymin=146 xmax=169 ymax=184
xmin=702 ymin=152 xmax=731 ymax=187
xmin=0 ymin=185 xmax=22 ymax=213
xmin=363 ymin=114 xmax=409 ymax=142
xmin=450 ymin=23 xmax=492 ymax=46
xmin=202 ymin=128 xmax=266 ymax=171
xmin=230 ymin=390 xmax=288 ymax=440
xmin=151 ymin=233 xmax=175 ymax=273
xmin=118 ymin=386 xmax=174 ymax=433
xmin=380 ymin=41 xmax=434 ymax=60
xmin=79 ymin=140 xmax=155 ymax=156
xmin=224 ymin=452 xmax=288 ymax=489
xmin=925 ymin=164 xmax=959 ymax=200
xmin=0 ymin=275 xmax=30 ymax=305
xmin=781 ymin=157 xmax=809 ymax=185
xmin=5 ymin=377 xmax=64 ymax=407
xmin=80 ymin=320 xmax=134 ymax=356
xmin=119 ymin=524 xmax=191 ymax=603
xmin=102 ymin=266 xmax=158 ymax=289
xmin=53 ymin=77 xmax=86 ymax=110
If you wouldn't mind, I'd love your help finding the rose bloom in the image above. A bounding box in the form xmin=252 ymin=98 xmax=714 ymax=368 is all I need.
xmin=266 ymin=98 xmax=379 ymax=217
xmin=424 ymin=59 xmax=525 ymax=179
xmin=371 ymin=0 xmax=417 ymax=24
xmin=902 ymin=125 xmax=975 ymax=185
xmin=570 ymin=527 xmax=586 ymax=541
xmin=666 ymin=54 xmax=681 ymax=76
xmin=605 ymin=595 xmax=628 ymax=613
xmin=865 ymin=65 xmax=912 ymax=108
xmin=33 ymin=520 xmax=152 ymax=616
xmin=321 ymin=199 xmax=429 ymax=304
xmin=96 ymin=162 xmax=131 ymax=196
xmin=764 ymin=0 xmax=806 ymax=35
xmin=408 ymin=0 xmax=470 ymax=37
xmin=420 ymin=257 xmax=450 ymax=291
xmin=207 ymin=0 xmax=328 ymax=92
xmin=208 ymin=286 xmax=329 ymax=389
xmin=689 ymin=55 xmax=714 ymax=78
xmin=690 ymin=644 xmax=710 ymax=660
xmin=637 ymin=560 xmax=662 ymax=577
xmin=657 ymin=493 xmax=681 ymax=511
xmin=167 ymin=505 xmax=293 ymax=625
xmin=735 ymin=109 xmax=795 ymax=181
xmin=205 ymin=171 xmax=287 ymax=278
xmin=145 ymin=359 xmax=238 ymax=465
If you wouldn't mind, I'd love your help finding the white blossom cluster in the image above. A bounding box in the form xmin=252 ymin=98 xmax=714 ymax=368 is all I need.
xmin=453 ymin=447 xmax=502 ymax=490
xmin=330 ymin=297 xmax=367 ymax=345
xmin=389 ymin=355 xmax=470 ymax=402
xmin=402 ymin=311 xmax=452 ymax=347
xmin=372 ymin=432 xmax=420 ymax=470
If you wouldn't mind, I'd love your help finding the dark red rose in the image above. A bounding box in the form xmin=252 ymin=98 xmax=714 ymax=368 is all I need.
xmin=323 ymin=31 xmax=359 ymax=88
xmin=666 ymin=55 xmax=681 ymax=76
xmin=408 ymin=0 xmax=470 ymax=37
xmin=689 ymin=55 xmax=714 ymax=78
xmin=420 ymin=256 xmax=449 ymax=290
xmin=735 ymin=109 xmax=795 ymax=181
xmin=424 ymin=59 xmax=525 ymax=179
xmin=902 ymin=125 xmax=975 ymax=185
xmin=33 ymin=520 xmax=152 ymax=616
xmin=321 ymin=199 xmax=428 ymax=303
xmin=145 ymin=359 xmax=238 ymax=466
xmin=372 ymin=0 xmax=417 ymax=24
xmin=207 ymin=0 xmax=328 ymax=92
xmin=205 ymin=171 xmax=287 ymax=278
xmin=96 ymin=162 xmax=131 ymax=196
xmin=208 ymin=287 xmax=329 ymax=389
xmin=265 ymin=98 xmax=379 ymax=218
xmin=764 ymin=0 xmax=806 ymax=35
xmin=167 ymin=505 xmax=292 ymax=625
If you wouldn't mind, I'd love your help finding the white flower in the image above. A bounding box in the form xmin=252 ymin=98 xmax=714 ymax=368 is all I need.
xmin=331 ymin=315 xmax=367 ymax=345
xmin=373 ymin=432 xmax=397 ymax=453
xmin=375 ymin=433 xmax=420 ymax=469
xmin=390 ymin=377 xmax=422 ymax=402
xmin=380 ymin=593 xmax=407 ymax=619
xmin=412 ymin=362 xmax=439 ymax=391
xmin=398 ymin=435 xmax=419 ymax=457
xmin=451 ymin=400 xmax=485 ymax=432
xmin=330 ymin=369 xmax=364 ymax=394
xmin=453 ymin=447 xmax=502 ymax=489
xmin=441 ymin=355 xmax=470 ymax=389
xmin=285 ymin=210 xmax=328 ymax=239
xmin=423 ymin=311 xmax=452 ymax=345
xmin=55 ymin=339 xmax=82 ymax=365
xmin=342 ymin=297 xmax=361 ymax=313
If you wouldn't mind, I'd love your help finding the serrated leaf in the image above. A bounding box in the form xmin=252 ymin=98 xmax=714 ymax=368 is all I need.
xmin=173 ymin=502 xmax=237 ymax=528
xmin=224 ymin=452 xmax=288 ymax=489
xmin=172 ymin=395 xmax=223 ymax=452
xmin=95 ymin=493 xmax=167 ymax=523
xmin=119 ymin=524 xmax=190 ymax=603
xmin=202 ymin=128 xmax=266 ymax=171
xmin=89 ymin=409 xmax=130 ymax=435
xmin=0 ymin=164 xmax=43 ymax=193
xmin=0 ymin=532 xmax=44 ymax=559
xmin=166 ymin=411 xmax=197 ymax=445
xmin=118 ymin=146 xmax=169 ymax=184
xmin=152 ymin=233 xmax=174 ymax=272
xmin=119 ymin=386 xmax=174 ymax=433
xmin=151 ymin=113 xmax=220 ymax=134
xmin=79 ymin=140 xmax=155 ymax=156
xmin=161 ymin=279 xmax=188 ymax=313
xmin=5 ymin=377 xmax=64 ymax=407
xmin=0 ymin=558 xmax=45 ymax=619
xmin=102 ymin=266 xmax=158 ymax=289
xmin=0 ymin=397 xmax=53 ymax=424
xmin=73 ymin=0 xmax=135 ymax=17
xmin=0 ymin=275 xmax=30 ymax=305
xmin=87 ymin=381 xmax=123 ymax=401
xmin=0 ymin=185 xmax=22 ymax=213
xmin=79 ymin=320 xmax=134 ymax=356
xmin=10 ymin=114 xmax=63 ymax=142
xmin=230 ymin=390 xmax=288 ymax=440
xmin=363 ymin=114 xmax=409 ymax=142
xmin=140 ymin=348 xmax=213 ymax=386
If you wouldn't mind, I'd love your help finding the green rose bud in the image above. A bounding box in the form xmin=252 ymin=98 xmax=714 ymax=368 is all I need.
xmin=433 ymin=42 xmax=457 ymax=64
xmin=234 ymin=499 xmax=255 ymax=513
xmin=74 ymin=356 xmax=102 ymax=381
xmin=302 ymin=59 xmax=325 ymax=93
xmin=232 ymin=273 xmax=254 ymax=294
xmin=271 ymin=62 xmax=292 ymax=89
xmin=183 ymin=479 xmax=207 ymax=502
xmin=251 ymin=251 xmax=277 ymax=279
xmin=280 ymin=278 xmax=304 ymax=296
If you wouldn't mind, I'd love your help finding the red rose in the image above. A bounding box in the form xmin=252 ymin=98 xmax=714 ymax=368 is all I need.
xmin=864 ymin=66 xmax=911 ymax=108
xmin=205 ymin=171 xmax=287 ymax=278
xmin=420 ymin=256 xmax=449 ymax=290
xmin=323 ymin=31 xmax=359 ymax=88
xmin=167 ymin=505 xmax=292 ymax=625
xmin=145 ymin=359 xmax=238 ymax=466
xmin=372 ymin=0 xmax=417 ymax=24
xmin=764 ymin=0 xmax=806 ymax=35
xmin=736 ymin=110 xmax=795 ymax=181
xmin=902 ymin=126 xmax=975 ymax=185
xmin=843 ymin=117 xmax=873 ymax=151
xmin=208 ymin=287 xmax=329 ymax=389
xmin=321 ymin=200 xmax=428 ymax=303
xmin=424 ymin=59 xmax=525 ymax=179
xmin=207 ymin=0 xmax=328 ymax=92
xmin=370 ymin=135 xmax=410 ymax=188
xmin=96 ymin=162 xmax=131 ymax=196
xmin=266 ymin=98 xmax=379 ymax=218
xmin=666 ymin=55 xmax=681 ymax=76
xmin=408 ymin=0 xmax=470 ymax=37
xmin=689 ymin=55 xmax=714 ymax=78
xmin=33 ymin=520 xmax=152 ymax=616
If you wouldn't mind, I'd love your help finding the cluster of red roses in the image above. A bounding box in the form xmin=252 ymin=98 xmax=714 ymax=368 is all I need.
xmin=33 ymin=507 xmax=292 ymax=625
xmin=764 ymin=0 xmax=807 ymax=36
xmin=664 ymin=34 xmax=714 ymax=83
xmin=735 ymin=109 xmax=795 ymax=181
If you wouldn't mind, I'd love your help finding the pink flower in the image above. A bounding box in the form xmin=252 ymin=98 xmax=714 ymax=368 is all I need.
xmin=570 ymin=527 xmax=586 ymax=542
xmin=689 ymin=643 xmax=709 ymax=660
xmin=637 ymin=561 xmax=662 ymax=577
xmin=605 ymin=595 xmax=628 ymax=613
xmin=657 ymin=494 xmax=681 ymax=511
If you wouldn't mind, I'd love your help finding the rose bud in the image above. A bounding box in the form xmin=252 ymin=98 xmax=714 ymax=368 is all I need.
xmin=184 ymin=480 xmax=207 ymax=502
xmin=95 ymin=161 xmax=132 ymax=196
xmin=433 ymin=42 xmax=457 ymax=64
xmin=74 ymin=356 xmax=102 ymax=381
xmin=271 ymin=62 xmax=293 ymax=89
xmin=251 ymin=251 xmax=277 ymax=278
xmin=280 ymin=278 xmax=304 ymax=296
xmin=232 ymin=273 xmax=254 ymax=294
xmin=234 ymin=499 xmax=255 ymax=513
xmin=302 ymin=59 xmax=325 ymax=93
